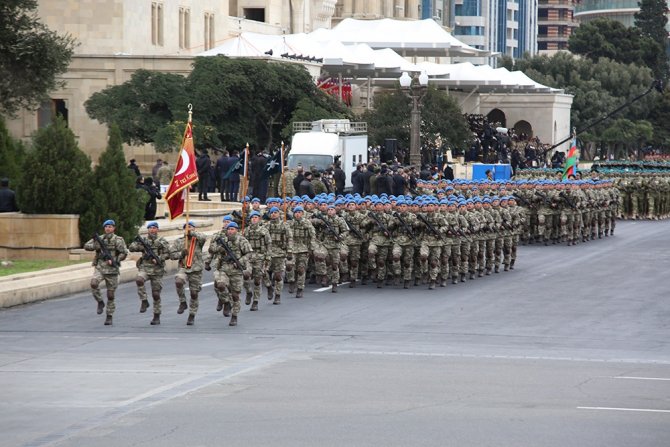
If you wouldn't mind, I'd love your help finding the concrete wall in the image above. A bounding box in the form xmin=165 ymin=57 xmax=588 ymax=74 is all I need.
xmin=0 ymin=213 xmax=81 ymax=261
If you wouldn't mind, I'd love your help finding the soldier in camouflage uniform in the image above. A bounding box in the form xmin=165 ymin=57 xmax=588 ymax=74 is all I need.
xmin=312 ymin=204 xmax=347 ymax=291
xmin=83 ymin=219 xmax=128 ymax=325
xmin=366 ymin=200 xmax=396 ymax=288
xmin=266 ymin=206 xmax=293 ymax=304
xmin=288 ymin=205 xmax=317 ymax=297
xmin=128 ymin=221 xmax=171 ymax=325
xmin=171 ymin=221 xmax=207 ymax=326
xmin=210 ymin=222 xmax=252 ymax=326
xmin=206 ymin=215 xmax=234 ymax=312
xmin=392 ymin=200 xmax=420 ymax=289
xmin=342 ymin=199 xmax=367 ymax=287
xmin=242 ymin=211 xmax=272 ymax=311
xmin=416 ymin=199 xmax=445 ymax=289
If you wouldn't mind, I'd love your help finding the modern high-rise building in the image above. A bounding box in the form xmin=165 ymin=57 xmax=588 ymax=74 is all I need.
xmin=537 ymin=0 xmax=579 ymax=54
xmin=573 ymin=0 xmax=640 ymax=27
xmin=452 ymin=0 xmax=537 ymax=63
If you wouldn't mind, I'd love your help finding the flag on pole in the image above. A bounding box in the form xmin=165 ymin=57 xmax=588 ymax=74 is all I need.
xmin=224 ymin=149 xmax=246 ymax=179
xmin=562 ymin=137 xmax=579 ymax=180
xmin=263 ymin=147 xmax=284 ymax=179
xmin=165 ymin=122 xmax=199 ymax=219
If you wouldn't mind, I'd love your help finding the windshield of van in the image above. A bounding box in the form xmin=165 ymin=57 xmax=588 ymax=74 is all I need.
xmin=287 ymin=154 xmax=334 ymax=171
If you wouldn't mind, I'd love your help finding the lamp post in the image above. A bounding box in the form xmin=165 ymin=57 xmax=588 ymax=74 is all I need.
xmin=399 ymin=71 xmax=429 ymax=167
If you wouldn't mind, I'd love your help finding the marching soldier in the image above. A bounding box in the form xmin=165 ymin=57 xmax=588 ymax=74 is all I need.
xmin=266 ymin=206 xmax=293 ymax=304
xmin=83 ymin=219 xmax=128 ymax=325
xmin=128 ymin=221 xmax=171 ymax=325
xmin=171 ymin=221 xmax=207 ymax=326
xmin=288 ymin=205 xmax=317 ymax=297
xmin=242 ymin=211 xmax=272 ymax=311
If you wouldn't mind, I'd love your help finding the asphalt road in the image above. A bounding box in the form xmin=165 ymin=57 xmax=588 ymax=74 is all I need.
xmin=1 ymin=220 xmax=669 ymax=447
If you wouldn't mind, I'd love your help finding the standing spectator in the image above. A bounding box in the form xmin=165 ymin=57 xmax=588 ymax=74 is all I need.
xmin=443 ymin=162 xmax=454 ymax=180
xmin=392 ymin=168 xmax=406 ymax=196
xmin=362 ymin=163 xmax=374 ymax=196
xmin=227 ymin=150 xmax=241 ymax=202
xmin=151 ymin=158 xmax=163 ymax=179
xmin=196 ymin=150 xmax=211 ymax=201
xmin=128 ymin=159 xmax=141 ymax=178
xmin=298 ymin=171 xmax=315 ymax=198
xmin=142 ymin=177 xmax=162 ymax=220
xmin=351 ymin=163 xmax=364 ymax=195
xmin=293 ymin=166 xmax=305 ymax=195
xmin=333 ymin=161 xmax=346 ymax=196
xmin=216 ymin=150 xmax=230 ymax=201
xmin=156 ymin=162 xmax=171 ymax=190
xmin=208 ymin=160 xmax=217 ymax=193
xmin=0 ymin=178 xmax=19 ymax=212
xmin=375 ymin=167 xmax=393 ymax=196
xmin=251 ymin=151 xmax=267 ymax=201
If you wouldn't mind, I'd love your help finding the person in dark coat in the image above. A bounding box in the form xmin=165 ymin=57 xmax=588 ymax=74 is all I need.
xmin=142 ymin=177 xmax=162 ymax=220
xmin=392 ymin=168 xmax=406 ymax=196
xmin=362 ymin=163 xmax=374 ymax=196
xmin=351 ymin=164 xmax=364 ymax=195
xmin=375 ymin=168 xmax=393 ymax=196
xmin=0 ymin=178 xmax=19 ymax=212
xmin=216 ymin=151 xmax=230 ymax=201
xmin=196 ymin=150 xmax=211 ymax=201
xmin=227 ymin=150 xmax=241 ymax=202
xmin=443 ymin=162 xmax=454 ymax=180
xmin=128 ymin=159 xmax=141 ymax=178
xmin=298 ymin=172 xmax=315 ymax=198
xmin=333 ymin=161 xmax=346 ymax=196
xmin=250 ymin=152 xmax=267 ymax=202
xmin=293 ymin=166 xmax=305 ymax=194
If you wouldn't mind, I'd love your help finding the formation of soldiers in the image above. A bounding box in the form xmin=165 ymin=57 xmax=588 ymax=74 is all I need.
xmin=84 ymin=177 xmax=622 ymax=327
xmin=516 ymin=166 xmax=670 ymax=220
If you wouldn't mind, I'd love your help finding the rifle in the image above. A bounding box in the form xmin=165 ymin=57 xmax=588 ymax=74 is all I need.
xmin=535 ymin=191 xmax=553 ymax=206
xmin=513 ymin=193 xmax=534 ymax=209
xmin=93 ymin=233 xmax=119 ymax=267
xmin=559 ymin=191 xmax=577 ymax=210
xmin=232 ymin=210 xmax=244 ymax=221
xmin=134 ymin=235 xmax=164 ymax=267
xmin=216 ymin=236 xmax=244 ymax=271
xmin=368 ymin=211 xmax=392 ymax=238
xmin=392 ymin=212 xmax=418 ymax=243
xmin=343 ymin=217 xmax=364 ymax=240
xmin=416 ymin=214 xmax=443 ymax=240
xmin=315 ymin=214 xmax=342 ymax=241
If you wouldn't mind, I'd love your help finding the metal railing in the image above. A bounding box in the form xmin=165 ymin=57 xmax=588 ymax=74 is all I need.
xmin=293 ymin=120 xmax=367 ymax=134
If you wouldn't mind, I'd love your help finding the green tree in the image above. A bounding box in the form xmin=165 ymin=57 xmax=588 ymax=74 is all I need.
xmin=85 ymin=69 xmax=187 ymax=146
xmin=86 ymin=57 xmax=346 ymax=152
xmin=0 ymin=116 xmax=26 ymax=188
xmin=79 ymin=124 xmax=146 ymax=243
xmin=362 ymin=86 xmax=471 ymax=151
xmin=635 ymin=0 xmax=669 ymax=80
xmin=0 ymin=0 xmax=76 ymax=116
xmin=17 ymin=117 xmax=92 ymax=215
xmin=282 ymin=96 xmax=351 ymax=141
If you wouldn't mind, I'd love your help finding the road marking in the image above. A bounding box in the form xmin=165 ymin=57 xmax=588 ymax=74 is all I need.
xmin=314 ymin=282 xmax=349 ymax=292
xmin=612 ymin=376 xmax=670 ymax=381
xmin=577 ymin=406 xmax=670 ymax=414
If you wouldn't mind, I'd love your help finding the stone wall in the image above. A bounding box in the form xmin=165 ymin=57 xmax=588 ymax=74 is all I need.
xmin=0 ymin=214 xmax=81 ymax=261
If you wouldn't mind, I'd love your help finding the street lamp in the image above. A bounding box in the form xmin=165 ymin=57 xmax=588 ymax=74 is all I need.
xmin=399 ymin=71 xmax=429 ymax=167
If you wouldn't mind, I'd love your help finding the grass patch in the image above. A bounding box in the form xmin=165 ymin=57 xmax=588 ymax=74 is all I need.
xmin=0 ymin=259 xmax=88 ymax=277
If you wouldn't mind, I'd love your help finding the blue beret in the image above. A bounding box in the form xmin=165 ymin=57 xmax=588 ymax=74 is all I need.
xmin=251 ymin=198 xmax=261 ymax=203
xmin=269 ymin=206 xmax=280 ymax=213
xmin=293 ymin=206 xmax=304 ymax=212
xmin=249 ymin=211 xmax=260 ymax=218
xmin=227 ymin=222 xmax=239 ymax=229
xmin=103 ymin=219 xmax=115 ymax=227
xmin=146 ymin=221 xmax=159 ymax=229
xmin=182 ymin=221 xmax=196 ymax=229
xmin=223 ymin=215 xmax=233 ymax=221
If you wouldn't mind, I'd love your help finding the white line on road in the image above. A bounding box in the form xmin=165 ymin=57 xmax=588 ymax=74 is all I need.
xmin=314 ymin=282 xmax=349 ymax=292
xmin=612 ymin=376 xmax=670 ymax=381
xmin=577 ymin=406 xmax=670 ymax=414
xmin=186 ymin=281 xmax=213 ymax=291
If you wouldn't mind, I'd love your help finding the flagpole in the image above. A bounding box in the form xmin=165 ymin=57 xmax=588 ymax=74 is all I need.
xmin=241 ymin=142 xmax=249 ymax=232
xmin=184 ymin=104 xmax=193 ymax=249
xmin=281 ymin=141 xmax=287 ymax=222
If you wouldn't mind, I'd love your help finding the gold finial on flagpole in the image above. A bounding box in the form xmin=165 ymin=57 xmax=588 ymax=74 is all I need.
xmin=188 ymin=103 xmax=193 ymax=123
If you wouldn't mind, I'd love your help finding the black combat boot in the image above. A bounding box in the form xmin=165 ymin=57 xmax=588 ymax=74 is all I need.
xmin=296 ymin=289 xmax=303 ymax=298
xmin=273 ymin=294 xmax=281 ymax=305
xmin=452 ymin=276 xmax=458 ymax=285
xmin=485 ymin=268 xmax=491 ymax=276
xmin=288 ymin=282 xmax=296 ymax=294
xmin=267 ymin=286 xmax=274 ymax=301
xmin=140 ymin=300 xmax=149 ymax=313
xmin=414 ymin=277 xmax=420 ymax=287
xmin=229 ymin=315 xmax=237 ymax=326
xmin=469 ymin=272 xmax=475 ymax=280
xmin=177 ymin=301 xmax=187 ymax=314
xmin=494 ymin=265 xmax=500 ymax=273
xmin=510 ymin=259 xmax=515 ymax=270
xmin=150 ymin=314 xmax=160 ymax=325
xmin=361 ymin=276 xmax=367 ymax=286
xmin=460 ymin=273 xmax=466 ymax=283
xmin=104 ymin=315 xmax=112 ymax=326
xmin=217 ymin=298 xmax=224 ymax=312
xmin=404 ymin=280 xmax=410 ymax=289
xmin=376 ymin=278 xmax=383 ymax=289
xmin=250 ymin=301 xmax=259 ymax=311
xmin=440 ymin=279 xmax=447 ymax=287
xmin=349 ymin=279 xmax=356 ymax=288
xmin=186 ymin=314 xmax=195 ymax=325
xmin=96 ymin=300 xmax=105 ymax=315
xmin=331 ymin=283 xmax=338 ymax=293
xmin=504 ymin=264 xmax=509 ymax=272
xmin=428 ymin=280 xmax=436 ymax=290
xmin=223 ymin=302 xmax=231 ymax=317
xmin=245 ymin=291 xmax=252 ymax=305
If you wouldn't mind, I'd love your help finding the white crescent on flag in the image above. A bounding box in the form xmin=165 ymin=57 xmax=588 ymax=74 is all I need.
xmin=175 ymin=148 xmax=190 ymax=176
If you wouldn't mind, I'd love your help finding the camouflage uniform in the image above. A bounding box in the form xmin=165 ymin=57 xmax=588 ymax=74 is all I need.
xmin=171 ymin=231 xmax=207 ymax=321
xmin=210 ymin=232 xmax=252 ymax=325
xmin=312 ymin=211 xmax=347 ymax=289
xmin=128 ymin=234 xmax=171 ymax=319
xmin=366 ymin=209 xmax=396 ymax=286
xmin=288 ymin=215 xmax=317 ymax=296
xmin=84 ymin=232 xmax=128 ymax=320
xmin=266 ymin=217 xmax=293 ymax=303
xmin=242 ymin=221 xmax=272 ymax=309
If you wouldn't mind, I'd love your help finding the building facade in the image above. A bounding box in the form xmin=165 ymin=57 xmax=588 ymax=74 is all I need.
xmin=573 ymin=0 xmax=640 ymax=27
xmin=452 ymin=0 xmax=538 ymax=64
xmin=537 ymin=0 xmax=579 ymax=54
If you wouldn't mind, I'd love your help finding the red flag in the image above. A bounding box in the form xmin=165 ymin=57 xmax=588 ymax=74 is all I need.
xmin=166 ymin=122 xmax=199 ymax=219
